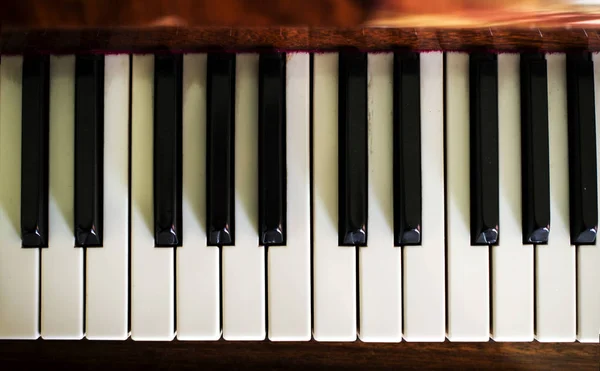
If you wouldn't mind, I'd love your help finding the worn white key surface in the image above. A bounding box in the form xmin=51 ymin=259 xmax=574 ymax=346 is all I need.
xmin=42 ymin=56 xmax=84 ymax=340
xmin=130 ymin=55 xmax=175 ymax=341
xmin=222 ymin=54 xmax=266 ymax=341
xmin=0 ymin=57 xmax=40 ymax=339
xmin=536 ymin=53 xmax=576 ymax=342
xmin=403 ymin=52 xmax=446 ymax=342
xmin=312 ymin=53 xmax=357 ymax=342
xmin=577 ymin=52 xmax=600 ymax=343
xmin=85 ymin=55 xmax=130 ymax=340
xmin=177 ymin=54 xmax=221 ymax=341
xmin=445 ymin=52 xmax=490 ymax=342
xmin=267 ymin=53 xmax=311 ymax=341
xmin=358 ymin=53 xmax=401 ymax=343
xmin=492 ymin=53 xmax=534 ymax=341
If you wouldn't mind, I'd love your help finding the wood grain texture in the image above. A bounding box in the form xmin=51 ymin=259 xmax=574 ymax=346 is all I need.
xmin=0 ymin=340 xmax=597 ymax=370
xmin=2 ymin=27 xmax=600 ymax=54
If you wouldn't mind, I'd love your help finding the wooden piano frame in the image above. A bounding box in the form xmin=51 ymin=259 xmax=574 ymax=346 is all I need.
xmin=0 ymin=1 xmax=598 ymax=369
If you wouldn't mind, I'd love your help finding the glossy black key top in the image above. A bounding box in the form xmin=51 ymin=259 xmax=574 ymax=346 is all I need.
xmin=566 ymin=52 xmax=598 ymax=245
xmin=339 ymin=51 xmax=368 ymax=246
xmin=153 ymin=54 xmax=182 ymax=247
xmin=259 ymin=53 xmax=286 ymax=245
xmin=470 ymin=53 xmax=499 ymax=246
xmin=21 ymin=55 xmax=50 ymax=248
xmin=207 ymin=53 xmax=235 ymax=246
xmin=393 ymin=51 xmax=421 ymax=246
xmin=520 ymin=53 xmax=551 ymax=244
xmin=74 ymin=55 xmax=104 ymax=247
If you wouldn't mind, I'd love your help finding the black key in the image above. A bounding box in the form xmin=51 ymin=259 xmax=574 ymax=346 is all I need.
xmin=566 ymin=52 xmax=598 ymax=245
xmin=207 ymin=53 xmax=235 ymax=246
xmin=153 ymin=54 xmax=182 ymax=247
xmin=520 ymin=53 xmax=551 ymax=244
xmin=258 ymin=53 xmax=286 ymax=245
xmin=470 ymin=53 xmax=499 ymax=246
xmin=21 ymin=55 xmax=50 ymax=248
xmin=393 ymin=51 xmax=421 ymax=246
xmin=74 ymin=55 xmax=104 ymax=247
xmin=338 ymin=51 xmax=368 ymax=246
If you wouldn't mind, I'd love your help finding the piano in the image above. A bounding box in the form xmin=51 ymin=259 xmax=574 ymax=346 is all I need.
xmin=0 ymin=0 xmax=599 ymax=369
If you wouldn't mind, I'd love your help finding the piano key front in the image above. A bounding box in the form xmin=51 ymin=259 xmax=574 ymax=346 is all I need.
xmin=0 ymin=50 xmax=597 ymax=343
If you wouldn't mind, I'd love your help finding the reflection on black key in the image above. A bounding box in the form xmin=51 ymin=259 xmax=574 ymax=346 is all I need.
xmin=520 ymin=53 xmax=550 ymax=244
xmin=339 ymin=51 xmax=368 ymax=246
xmin=470 ymin=53 xmax=499 ymax=246
xmin=75 ymin=55 xmax=104 ymax=247
xmin=153 ymin=54 xmax=182 ymax=247
xmin=207 ymin=53 xmax=235 ymax=246
xmin=21 ymin=55 xmax=50 ymax=248
xmin=566 ymin=52 xmax=598 ymax=245
xmin=393 ymin=51 xmax=421 ymax=246
xmin=259 ymin=53 xmax=286 ymax=245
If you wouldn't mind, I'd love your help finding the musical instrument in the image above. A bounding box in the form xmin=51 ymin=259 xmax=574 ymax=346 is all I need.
xmin=1 ymin=1 xmax=599 ymax=369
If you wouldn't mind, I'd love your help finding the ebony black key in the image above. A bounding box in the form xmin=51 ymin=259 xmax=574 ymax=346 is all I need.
xmin=339 ymin=51 xmax=368 ymax=246
xmin=207 ymin=53 xmax=235 ymax=246
xmin=520 ymin=53 xmax=550 ymax=244
xmin=470 ymin=53 xmax=499 ymax=246
xmin=258 ymin=53 xmax=286 ymax=245
xmin=74 ymin=55 xmax=104 ymax=247
xmin=21 ymin=55 xmax=50 ymax=248
xmin=566 ymin=52 xmax=598 ymax=245
xmin=393 ymin=51 xmax=421 ymax=246
xmin=153 ymin=54 xmax=182 ymax=247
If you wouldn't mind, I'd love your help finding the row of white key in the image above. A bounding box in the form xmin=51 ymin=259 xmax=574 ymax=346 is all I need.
xmin=0 ymin=52 xmax=597 ymax=342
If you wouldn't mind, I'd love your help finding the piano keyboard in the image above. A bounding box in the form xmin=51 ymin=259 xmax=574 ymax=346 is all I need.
xmin=0 ymin=51 xmax=598 ymax=343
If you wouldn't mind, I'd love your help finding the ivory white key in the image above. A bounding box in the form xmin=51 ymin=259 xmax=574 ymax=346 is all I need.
xmin=177 ymin=54 xmax=221 ymax=340
xmin=358 ymin=53 xmax=401 ymax=342
xmin=0 ymin=57 xmax=40 ymax=339
xmin=446 ymin=52 xmax=490 ymax=341
xmin=403 ymin=52 xmax=446 ymax=342
xmin=267 ymin=53 xmax=311 ymax=341
xmin=577 ymin=52 xmax=600 ymax=343
xmin=42 ymin=56 xmax=84 ymax=339
xmin=222 ymin=54 xmax=265 ymax=340
xmin=313 ymin=53 xmax=357 ymax=341
xmin=492 ymin=53 xmax=534 ymax=341
xmin=130 ymin=55 xmax=175 ymax=341
xmin=85 ymin=55 xmax=130 ymax=340
xmin=536 ymin=53 xmax=576 ymax=342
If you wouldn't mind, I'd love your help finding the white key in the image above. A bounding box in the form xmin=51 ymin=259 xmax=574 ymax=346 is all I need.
xmin=536 ymin=53 xmax=576 ymax=342
xmin=177 ymin=54 xmax=220 ymax=341
xmin=445 ymin=52 xmax=490 ymax=341
xmin=313 ymin=53 xmax=357 ymax=342
xmin=267 ymin=53 xmax=311 ymax=341
xmin=131 ymin=55 xmax=175 ymax=341
xmin=358 ymin=53 xmax=401 ymax=342
xmin=576 ymin=52 xmax=600 ymax=343
xmin=0 ymin=57 xmax=40 ymax=339
xmin=85 ymin=55 xmax=130 ymax=340
xmin=222 ymin=54 xmax=265 ymax=341
xmin=492 ymin=53 xmax=534 ymax=341
xmin=403 ymin=52 xmax=446 ymax=342
xmin=42 ymin=56 xmax=84 ymax=339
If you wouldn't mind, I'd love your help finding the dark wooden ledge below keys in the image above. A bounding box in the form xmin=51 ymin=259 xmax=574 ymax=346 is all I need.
xmin=0 ymin=339 xmax=598 ymax=370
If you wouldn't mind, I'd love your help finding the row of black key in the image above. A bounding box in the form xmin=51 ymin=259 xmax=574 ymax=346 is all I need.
xmin=469 ymin=52 xmax=598 ymax=246
xmin=17 ymin=51 xmax=598 ymax=249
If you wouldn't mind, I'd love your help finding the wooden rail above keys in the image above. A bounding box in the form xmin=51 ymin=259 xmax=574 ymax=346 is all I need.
xmin=3 ymin=27 xmax=600 ymax=54
xmin=3 ymin=0 xmax=600 ymax=53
